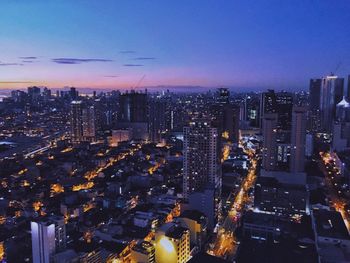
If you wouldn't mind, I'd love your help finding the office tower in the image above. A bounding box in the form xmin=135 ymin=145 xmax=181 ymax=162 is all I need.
xmin=70 ymin=101 xmax=83 ymax=143
xmin=149 ymin=98 xmax=167 ymax=143
xmin=262 ymin=113 xmax=278 ymax=171
xmin=118 ymin=91 xmax=149 ymax=140
xmin=309 ymin=78 xmax=322 ymax=133
xmin=290 ymin=106 xmax=307 ymax=173
xmin=183 ymin=121 xmax=219 ymax=199
xmin=276 ymin=92 xmax=293 ymax=130
xmin=155 ymin=222 xmax=190 ymax=263
xmin=31 ymin=217 xmax=66 ymax=263
xmin=320 ymin=75 xmax=344 ymax=132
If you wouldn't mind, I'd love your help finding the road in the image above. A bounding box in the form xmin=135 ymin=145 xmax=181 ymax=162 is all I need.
xmin=208 ymin=153 xmax=258 ymax=260
xmin=320 ymin=152 xmax=350 ymax=232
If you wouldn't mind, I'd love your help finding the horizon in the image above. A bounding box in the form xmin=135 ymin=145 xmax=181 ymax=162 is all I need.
xmin=1 ymin=1 xmax=350 ymax=91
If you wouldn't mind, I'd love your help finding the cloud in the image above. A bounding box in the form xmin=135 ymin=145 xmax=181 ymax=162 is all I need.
xmin=52 ymin=58 xmax=113 ymax=64
xmin=0 ymin=63 xmax=23 ymax=66
xmin=22 ymin=60 xmax=35 ymax=63
xmin=120 ymin=50 xmax=136 ymax=54
xmin=134 ymin=57 xmax=156 ymax=60
xmin=19 ymin=56 xmax=37 ymax=59
xmin=104 ymin=75 xmax=119 ymax=78
xmin=123 ymin=64 xmax=144 ymax=67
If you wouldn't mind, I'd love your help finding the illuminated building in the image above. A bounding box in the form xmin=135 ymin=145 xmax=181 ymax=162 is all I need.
xmin=183 ymin=121 xmax=221 ymax=229
xmin=70 ymin=101 xmax=96 ymax=143
xmin=31 ymin=216 xmax=66 ymax=263
xmin=155 ymin=222 xmax=190 ymax=263
xmin=183 ymin=121 xmax=220 ymax=199
xmin=131 ymin=241 xmax=155 ymax=263
xmin=290 ymin=106 xmax=307 ymax=173
xmin=82 ymin=105 xmax=96 ymax=141
xmin=109 ymin=129 xmax=132 ymax=147
xmin=262 ymin=113 xmax=278 ymax=171
xmin=177 ymin=210 xmax=208 ymax=250
xmin=70 ymin=101 xmax=84 ymax=143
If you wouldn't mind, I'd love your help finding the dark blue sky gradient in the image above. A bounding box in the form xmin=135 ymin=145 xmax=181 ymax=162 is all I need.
xmin=0 ymin=0 xmax=350 ymax=91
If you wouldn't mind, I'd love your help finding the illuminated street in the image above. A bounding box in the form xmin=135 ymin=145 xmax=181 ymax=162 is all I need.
xmin=208 ymin=148 xmax=258 ymax=260
xmin=320 ymin=152 xmax=350 ymax=231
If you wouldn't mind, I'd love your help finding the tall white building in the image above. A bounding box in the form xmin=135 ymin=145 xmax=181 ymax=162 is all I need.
xmin=183 ymin=121 xmax=220 ymax=199
xmin=31 ymin=216 xmax=66 ymax=263
xmin=320 ymin=75 xmax=344 ymax=132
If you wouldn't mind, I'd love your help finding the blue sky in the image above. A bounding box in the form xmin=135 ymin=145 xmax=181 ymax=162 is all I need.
xmin=0 ymin=0 xmax=350 ymax=91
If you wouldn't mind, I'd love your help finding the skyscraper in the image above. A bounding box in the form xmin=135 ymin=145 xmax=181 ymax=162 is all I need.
xmin=309 ymin=78 xmax=322 ymax=133
xmin=276 ymin=91 xmax=293 ymax=130
xmin=149 ymin=97 xmax=167 ymax=143
xmin=82 ymin=105 xmax=96 ymax=141
xmin=71 ymin=101 xmax=96 ymax=143
xmin=290 ymin=106 xmax=307 ymax=173
xmin=70 ymin=101 xmax=83 ymax=143
xmin=262 ymin=113 xmax=278 ymax=171
xmin=183 ymin=121 xmax=219 ymax=199
xmin=118 ymin=91 xmax=149 ymax=140
xmin=320 ymin=75 xmax=344 ymax=132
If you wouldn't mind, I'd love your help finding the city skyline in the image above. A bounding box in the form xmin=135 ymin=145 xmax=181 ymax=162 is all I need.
xmin=1 ymin=0 xmax=350 ymax=91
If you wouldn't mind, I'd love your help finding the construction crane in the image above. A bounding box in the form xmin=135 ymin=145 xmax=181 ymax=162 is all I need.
xmin=133 ymin=74 xmax=146 ymax=90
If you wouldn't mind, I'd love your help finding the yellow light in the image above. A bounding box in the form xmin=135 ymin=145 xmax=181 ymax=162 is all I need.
xmin=159 ymin=237 xmax=174 ymax=253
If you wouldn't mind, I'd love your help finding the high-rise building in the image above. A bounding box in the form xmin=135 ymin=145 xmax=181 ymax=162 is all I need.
xmin=290 ymin=106 xmax=307 ymax=173
xmin=155 ymin=222 xmax=190 ymax=263
xmin=31 ymin=216 xmax=66 ymax=263
xmin=262 ymin=113 xmax=278 ymax=171
xmin=332 ymin=97 xmax=350 ymax=152
xmin=149 ymin=98 xmax=167 ymax=143
xmin=276 ymin=92 xmax=293 ymax=130
xmin=260 ymin=90 xmax=277 ymax=127
xmin=244 ymin=95 xmax=260 ymax=128
xmin=82 ymin=105 xmax=96 ymax=141
xmin=70 ymin=101 xmax=84 ymax=143
xmin=183 ymin=121 xmax=220 ymax=199
xmin=118 ymin=91 xmax=149 ymax=140
xmin=70 ymin=101 xmax=96 ymax=143
xmin=320 ymin=75 xmax=344 ymax=132
xmin=119 ymin=91 xmax=148 ymax=123
xmin=309 ymin=78 xmax=322 ymax=133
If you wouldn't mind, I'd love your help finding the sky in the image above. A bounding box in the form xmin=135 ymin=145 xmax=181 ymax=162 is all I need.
xmin=1 ymin=0 xmax=350 ymax=91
